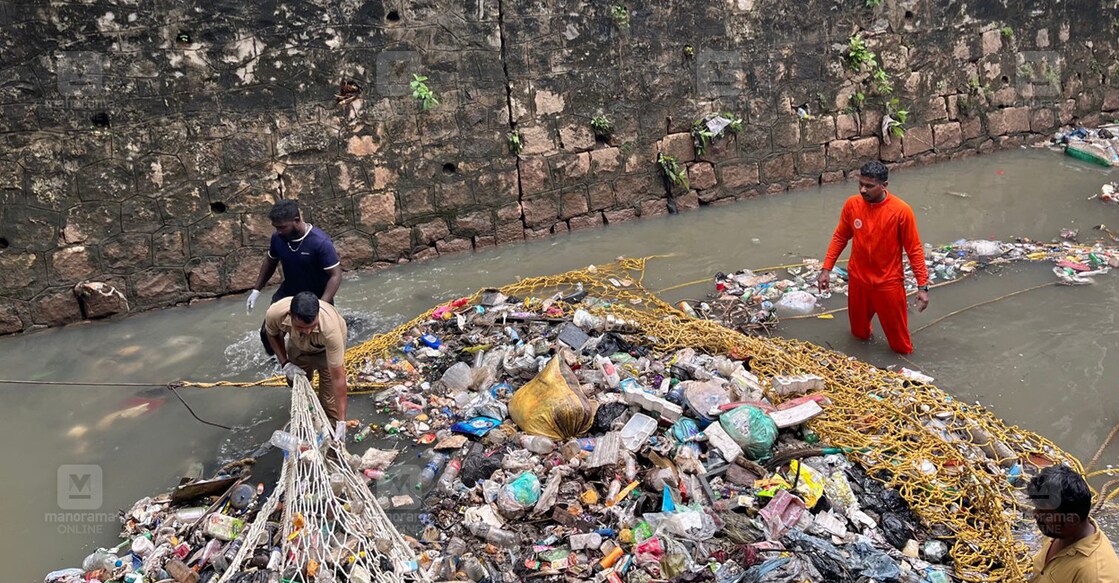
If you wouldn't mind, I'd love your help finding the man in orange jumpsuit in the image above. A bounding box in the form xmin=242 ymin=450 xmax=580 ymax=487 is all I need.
xmin=817 ymin=161 xmax=929 ymax=354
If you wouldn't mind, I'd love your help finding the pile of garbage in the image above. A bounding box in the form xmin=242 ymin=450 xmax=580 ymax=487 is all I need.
xmin=45 ymin=461 xmax=273 ymax=583
xmin=1051 ymin=123 xmax=1119 ymax=167
xmin=1094 ymin=182 xmax=1119 ymax=204
xmin=349 ymin=292 xmax=979 ymax=582
xmin=696 ymin=237 xmax=1119 ymax=332
xmin=48 ymin=257 xmax=1088 ymax=583
xmin=47 ymin=374 xmax=420 ymax=583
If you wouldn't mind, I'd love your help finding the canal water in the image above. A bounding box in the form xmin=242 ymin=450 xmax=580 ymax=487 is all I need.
xmin=4 ymin=147 xmax=1118 ymax=580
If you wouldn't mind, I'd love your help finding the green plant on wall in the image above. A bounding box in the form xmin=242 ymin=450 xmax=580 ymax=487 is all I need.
xmin=865 ymin=0 xmax=882 ymax=7
xmin=884 ymin=98 xmax=909 ymax=139
xmin=1000 ymin=25 xmax=1014 ymax=38
xmin=611 ymin=5 xmax=629 ymax=28
xmin=851 ymin=91 xmax=866 ymax=111
xmin=689 ymin=113 xmax=743 ymax=156
xmin=871 ymin=68 xmax=893 ymax=95
xmin=967 ymin=75 xmax=991 ymax=97
xmin=507 ymin=131 xmax=524 ymax=155
xmin=591 ymin=115 xmax=614 ymax=140
xmin=410 ymin=74 xmax=439 ymax=111
xmin=683 ymin=45 xmax=695 ymax=58
xmin=724 ymin=113 xmax=744 ymax=135
xmin=690 ymin=119 xmax=716 ymax=156
xmin=844 ymin=34 xmax=876 ymax=72
xmin=657 ymin=153 xmax=688 ymax=190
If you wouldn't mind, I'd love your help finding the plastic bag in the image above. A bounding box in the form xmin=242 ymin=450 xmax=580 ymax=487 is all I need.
xmin=775 ymin=290 xmax=817 ymax=315
xmin=681 ymin=381 xmax=732 ymax=425
xmin=359 ymin=448 xmax=399 ymax=471
xmin=643 ymin=509 xmax=718 ymax=541
xmin=964 ymin=239 xmax=1003 ymax=256
xmin=461 ymin=390 xmax=508 ymax=420
xmin=719 ymin=406 xmax=778 ymax=459
xmin=441 ymin=362 xmax=474 ymax=392
xmin=509 ymin=352 xmax=594 ymax=440
xmin=503 ymin=472 xmax=541 ymax=506
xmin=759 ymin=490 xmax=806 ymax=539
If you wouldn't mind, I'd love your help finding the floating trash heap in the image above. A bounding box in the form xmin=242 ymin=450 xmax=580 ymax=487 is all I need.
xmin=48 ymin=257 xmax=1094 ymax=583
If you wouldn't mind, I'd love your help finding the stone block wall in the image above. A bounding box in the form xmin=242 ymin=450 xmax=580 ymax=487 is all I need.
xmin=0 ymin=0 xmax=1117 ymax=333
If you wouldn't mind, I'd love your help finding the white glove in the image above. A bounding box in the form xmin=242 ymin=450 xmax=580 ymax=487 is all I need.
xmin=246 ymin=289 xmax=261 ymax=314
xmin=282 ymin=362 xmax=306 ymax=383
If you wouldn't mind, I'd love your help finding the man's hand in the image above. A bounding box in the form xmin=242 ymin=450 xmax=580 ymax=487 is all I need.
xmin=345 ymin=419 xmax=361 ymax=429
xmin=282 ymin=361 xmax=306 ymax=383
xmin=246 ymin=289 xmax=262 ymax=314
xmin=915 ymin=289 xmax=929 ymax=313
xmin=816 ymin=269 xmax=832 ymax=294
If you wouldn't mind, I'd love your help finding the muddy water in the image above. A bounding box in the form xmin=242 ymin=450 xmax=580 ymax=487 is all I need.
xmin=3 ymin=148 xmax=1118 ymax=579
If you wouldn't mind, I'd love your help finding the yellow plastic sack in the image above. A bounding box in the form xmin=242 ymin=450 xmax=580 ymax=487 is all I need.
xmin=788 ymin=460 xmax=825 ymax=508
xmin=509 ymin=353 xmax=594 ymax=440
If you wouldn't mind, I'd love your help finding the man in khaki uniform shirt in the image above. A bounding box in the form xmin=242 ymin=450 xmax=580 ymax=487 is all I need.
xmin=1029 ymin=464 xmax=1119 ymax=582
xmin=265 ymin=291 xmax=352 ymax=426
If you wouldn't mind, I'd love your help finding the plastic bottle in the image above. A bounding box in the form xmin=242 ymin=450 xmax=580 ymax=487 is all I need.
xmin=415 ymin=452 xmax=449 ymax=491
xmin=466 ymin=522 xmax=519 ymax=547
xmin=363 ymin=468 xmax=385 ymax=481
xmin=623 ymin=452 xmax=637 ymax=482
xmin=353 ymin=424 xmax=374 ymax=442
xmin=222 ymin=538 xmax=244 ymax=566
xmin=666 ymin=380 xmax=685 ymax=405
xmin=269 ymin=430 xmax=304 ymax=453
xmin=131 ymin=534 xmax=154 ymax=557
xmin=83 ymin=548 xmax=118 ymax=572
xmin=596 ymin=356 xmax=620 ymax=389
xmin=606 ymin=478 xmax=622 ymax=502
xmin=520 ymin=434 xmax=556 ymax=454
xmin=461 ymin=556 xmax=488 ymax=581
xmin=438 ymin=458 xmax=462 ymax=491
xmin=329 ymin=472 xmax=346 ymax=496
xmin=165 ymin=558 xmax=199 ymax=583
xmin=198 ymin=539 xmax=223 ymax=568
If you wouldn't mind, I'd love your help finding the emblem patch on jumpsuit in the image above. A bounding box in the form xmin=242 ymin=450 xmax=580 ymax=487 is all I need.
xmin=853 ymin=218 xmax=864 ymax=229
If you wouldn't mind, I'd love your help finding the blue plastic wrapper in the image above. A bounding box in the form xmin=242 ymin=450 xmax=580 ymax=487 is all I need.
xmin=450 ymin=416 xmax=502 ymax=437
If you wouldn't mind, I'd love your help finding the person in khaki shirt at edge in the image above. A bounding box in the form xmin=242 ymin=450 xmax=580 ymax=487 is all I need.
xmin=265 ymin=291 xmax=356 ymax=428
xmin=1029 ymin=464 xmax=1119 ymax=582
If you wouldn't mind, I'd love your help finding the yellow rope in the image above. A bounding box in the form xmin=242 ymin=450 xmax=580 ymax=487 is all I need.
xmin=913 ymin=282 xmax=1057 ymax=334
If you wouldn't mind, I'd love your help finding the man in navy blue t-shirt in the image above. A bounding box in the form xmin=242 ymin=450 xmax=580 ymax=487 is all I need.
xmin=246 ymin=200 xmax=343 ymax=356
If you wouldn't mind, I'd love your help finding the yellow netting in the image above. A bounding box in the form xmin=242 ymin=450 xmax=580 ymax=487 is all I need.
xmin=341 ymin=257 xmax=1083 ymax=582
xmin=186 ymin=256 xmax=1087 ymax=581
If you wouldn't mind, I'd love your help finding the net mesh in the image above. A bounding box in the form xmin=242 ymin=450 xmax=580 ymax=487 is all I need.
xmin=218 ymin=374 xmax=425 ymax=582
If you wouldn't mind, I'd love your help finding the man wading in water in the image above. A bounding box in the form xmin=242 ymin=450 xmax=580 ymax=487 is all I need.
xmin=817 ymin=160 xmax=929 ymax=354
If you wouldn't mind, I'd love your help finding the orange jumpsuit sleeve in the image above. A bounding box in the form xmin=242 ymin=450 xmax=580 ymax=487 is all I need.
xmin=823 ymin=200 xmax=854 ymax=271
xmin=900 ymin=205 xmax=929 ymax=287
